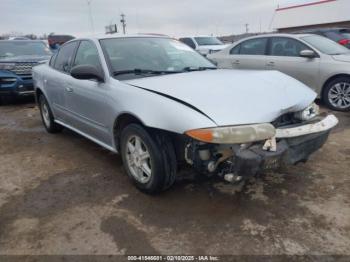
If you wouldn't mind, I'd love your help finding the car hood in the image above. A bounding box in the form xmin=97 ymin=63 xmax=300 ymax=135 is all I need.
xmin=124 ymin=69 xmax=316 ymax=126
xmin=331 ymin=54 xmax=350 ymax=62
xmin=0 ymin=55 xmax=51 ymax=63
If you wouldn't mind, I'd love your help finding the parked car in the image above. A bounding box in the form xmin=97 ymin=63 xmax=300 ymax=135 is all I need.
xmin=0 ymin=40 xmax=52 ymax=104
xmin=33 ymin=35 xmax=338 ymax=194
xmin=179 ymin=36 xmax=228 ymax=56
xmin=8 ymin=36 xmax=31 ymax=40
xmin=208 ymin=33 xmax=350 ymax=111
xmin=294 ymin=28 xmax=350 ymax=49
xmin=48 ymin=34 xmax=75 ymax=50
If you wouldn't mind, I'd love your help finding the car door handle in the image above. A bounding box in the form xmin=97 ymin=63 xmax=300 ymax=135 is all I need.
xmin=266 ymin=61 xmax=275 ymax=66
xmin=232 ymin=60 xmax=240 ymax=65
xmin=65 ymin=86 xmax=74 ymax=93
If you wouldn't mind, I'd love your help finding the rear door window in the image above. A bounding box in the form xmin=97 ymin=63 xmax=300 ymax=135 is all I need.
xmin=239 ymin=38 xmax=268 ymax=55
xmin=230 ymin=44 xmax=241 ymax=55
xmin=53 ymin=41 xmax=78 ymax=73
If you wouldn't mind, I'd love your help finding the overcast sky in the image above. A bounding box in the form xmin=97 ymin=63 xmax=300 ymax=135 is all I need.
xmin=0 ymin=0 xmax=280 ymax=37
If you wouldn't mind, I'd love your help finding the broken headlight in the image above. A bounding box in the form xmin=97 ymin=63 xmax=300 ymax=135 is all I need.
xmin=185 ymin=123 xmax=276 ymax=144
xmin=294 ymin=103 xmax=319 ymax=121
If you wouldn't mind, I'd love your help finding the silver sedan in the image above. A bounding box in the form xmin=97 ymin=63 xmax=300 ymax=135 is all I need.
xmin=208 ymin=34 xmax=350 ymax=111
xmin=33 ymin=35 xmax=338 ymax=194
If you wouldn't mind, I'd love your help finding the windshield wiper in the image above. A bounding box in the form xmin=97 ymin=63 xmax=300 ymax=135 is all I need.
xmin=113 ymin=69 xmax=181 ymax=76
xmin=182 ymin=66 xmax=217 ymax=72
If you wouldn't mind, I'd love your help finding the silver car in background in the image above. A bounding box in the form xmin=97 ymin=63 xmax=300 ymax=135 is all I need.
xmin=33 ymin=35 xmax=338 ymax=194
xmin=208 ymin=34 xmax=350 ymax=111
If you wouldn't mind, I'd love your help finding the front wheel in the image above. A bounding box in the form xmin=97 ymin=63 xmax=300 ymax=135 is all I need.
xmin=323 ymin=77 xmax=350 ymax=111
xmin=38 ymin=95 xmax=63 ymax=133
xmin=120 ymin=124 xmax=177 ymax=194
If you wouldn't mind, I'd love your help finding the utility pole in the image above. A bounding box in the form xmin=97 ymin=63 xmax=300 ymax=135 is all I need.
xmin=245 ymin=23 xmax=249 ymax=34
xmin=87 ymin=0 xmax=95 ymax=33
xmin=120 ymin=13 xmax=126 ymax=34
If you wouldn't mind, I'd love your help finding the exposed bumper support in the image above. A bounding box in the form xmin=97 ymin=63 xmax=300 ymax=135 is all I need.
xmin=230 ymin=130 xmax=331 ymax=178
xmin=275 ymin=114 xmax=338 ymax=138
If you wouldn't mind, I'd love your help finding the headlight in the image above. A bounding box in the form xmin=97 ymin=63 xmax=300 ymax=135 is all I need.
xmin=294 ymin=103 xmax=319 ymax=121
xmin=185 ymin=123 xmax=276 ymax=144
xmin=0 ymin=63 xmax=16 ymax=70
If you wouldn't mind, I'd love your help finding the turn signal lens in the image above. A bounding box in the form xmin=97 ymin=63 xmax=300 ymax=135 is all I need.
xmin=185 ymin=124 xmax=276 ymax=144
xmin=186 ymin=129 xmax=214 ymax=143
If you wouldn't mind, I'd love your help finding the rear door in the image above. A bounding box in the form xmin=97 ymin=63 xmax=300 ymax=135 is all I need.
xmin=45 ymin=41 xmax=78 ymax=121
xmin=64 ymin=40 xmax=111 ymax=145
xmin=266 ymin=37 xmax=320 ymax=91
xmin=226 ymin=37 xmax=268 ymax=70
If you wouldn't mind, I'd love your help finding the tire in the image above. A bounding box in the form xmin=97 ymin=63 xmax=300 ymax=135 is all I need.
xmin=120 ymin=124 xmax=177 ymax=194
xmin=323 ymin=76 xmax=350 ymax=112
xmin=38 ymin=95 xmax=63 ymax=133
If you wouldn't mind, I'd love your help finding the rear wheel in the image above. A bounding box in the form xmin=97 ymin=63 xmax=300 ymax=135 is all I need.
xmin=323 ymin=77 xmax=350 ymax=111
xmin=38 ymin=95 xmax=63 ymax=133
xmin=120 ymin=124 xmax=177 ymax=194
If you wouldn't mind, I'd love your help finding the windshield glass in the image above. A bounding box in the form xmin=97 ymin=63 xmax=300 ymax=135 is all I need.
xmin=0 ymin=41 xmax=52 ymax=58
xmin=194 ymin=37 xmax=223 ymax=46
xmin=301 ymin=35 xmax=350 ymax=55
xmin=100 ymin=37 xmax=215 ymax=79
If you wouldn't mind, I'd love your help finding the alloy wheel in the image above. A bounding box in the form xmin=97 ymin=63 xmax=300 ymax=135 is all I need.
xmin=41 ymin=100 xmax=51 ymax=128
xmin=328 ymin=82 xmax=350 ymax=109
xmin=125 ymin=135 xmax=152 ymax=184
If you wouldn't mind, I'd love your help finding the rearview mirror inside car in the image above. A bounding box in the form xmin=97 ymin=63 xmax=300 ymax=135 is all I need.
xmin=300 ymin=50 xmax=317 ymax=59
xmin=71 ymin=65 xmax=104 ymax=82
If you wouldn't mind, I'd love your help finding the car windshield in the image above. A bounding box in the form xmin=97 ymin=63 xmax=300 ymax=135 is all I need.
xmin=301 ymin=35 xmax=350 ymax=55
xmin=100 ymin=37 xmax=216 ymax=79
xmin=194 ymin=37 xmax=223 ymax=46
xmin=0 ymin=41 xmax=51 ymax=58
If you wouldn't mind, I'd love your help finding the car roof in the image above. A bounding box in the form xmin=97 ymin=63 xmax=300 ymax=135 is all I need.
xmin=0 ymin=40 xmax=47 ymax=43
xmin=78 ymin=34 xmax=171 ymax=41
xmin=234 ymin=33 xmax=313 ymax=42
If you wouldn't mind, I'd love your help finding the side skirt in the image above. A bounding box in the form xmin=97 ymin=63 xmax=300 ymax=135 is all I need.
xmin=54 ymin=120 xmax=118 ymax=153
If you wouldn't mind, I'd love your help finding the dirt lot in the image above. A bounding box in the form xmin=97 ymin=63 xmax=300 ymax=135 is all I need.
xmin=0 ymin=100 xmax=349 ymax=257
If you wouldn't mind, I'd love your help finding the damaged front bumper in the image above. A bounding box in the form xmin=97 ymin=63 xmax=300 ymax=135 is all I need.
xmin=185 ymin=114 xmax=338 ymax=180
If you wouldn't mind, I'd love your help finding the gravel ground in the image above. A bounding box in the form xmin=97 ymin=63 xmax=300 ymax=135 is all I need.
xmin=0 ymin=100 xmax=349 ymax=257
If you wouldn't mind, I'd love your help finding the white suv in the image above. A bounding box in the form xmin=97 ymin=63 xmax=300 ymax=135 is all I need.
xmin=179 ymin=36 xmax=228 ymax=56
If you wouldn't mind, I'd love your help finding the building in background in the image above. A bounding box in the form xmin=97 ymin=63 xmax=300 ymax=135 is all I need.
xmin=274 ymin=0 xmax=350 ymax=32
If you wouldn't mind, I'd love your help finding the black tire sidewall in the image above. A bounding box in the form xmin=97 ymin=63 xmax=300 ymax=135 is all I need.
xmin=39 ymin=95 xmax=62 ymax=133
xmin=120 ymin=124 xmax=167 ymax=194
xmin=323 ymin=77 xmax=350 ymax=112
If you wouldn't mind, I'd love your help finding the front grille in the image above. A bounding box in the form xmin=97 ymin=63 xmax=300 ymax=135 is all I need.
xmin=12 ymin=62 xmax=37 ymax=75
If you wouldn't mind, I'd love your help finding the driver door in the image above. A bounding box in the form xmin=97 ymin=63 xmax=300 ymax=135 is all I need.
xmin=64 ymin=40 xmax=111 ymax=145
xmin=266 ymin=37 xmax=321 ymax=91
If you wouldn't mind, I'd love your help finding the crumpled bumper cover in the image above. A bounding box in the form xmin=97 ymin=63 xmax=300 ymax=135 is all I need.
xmin=231 ymin=115 xmax=337 ymax=177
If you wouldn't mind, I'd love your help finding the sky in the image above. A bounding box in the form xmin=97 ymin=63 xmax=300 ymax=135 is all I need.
xmin=0 ymin=0 xmax=282 ymax=37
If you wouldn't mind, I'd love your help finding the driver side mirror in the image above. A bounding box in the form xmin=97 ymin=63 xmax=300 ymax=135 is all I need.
xmin=300 ymin=50 xmax=317 ymax=59
xmin=71 ymin=65 xmax=104 ymax=82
